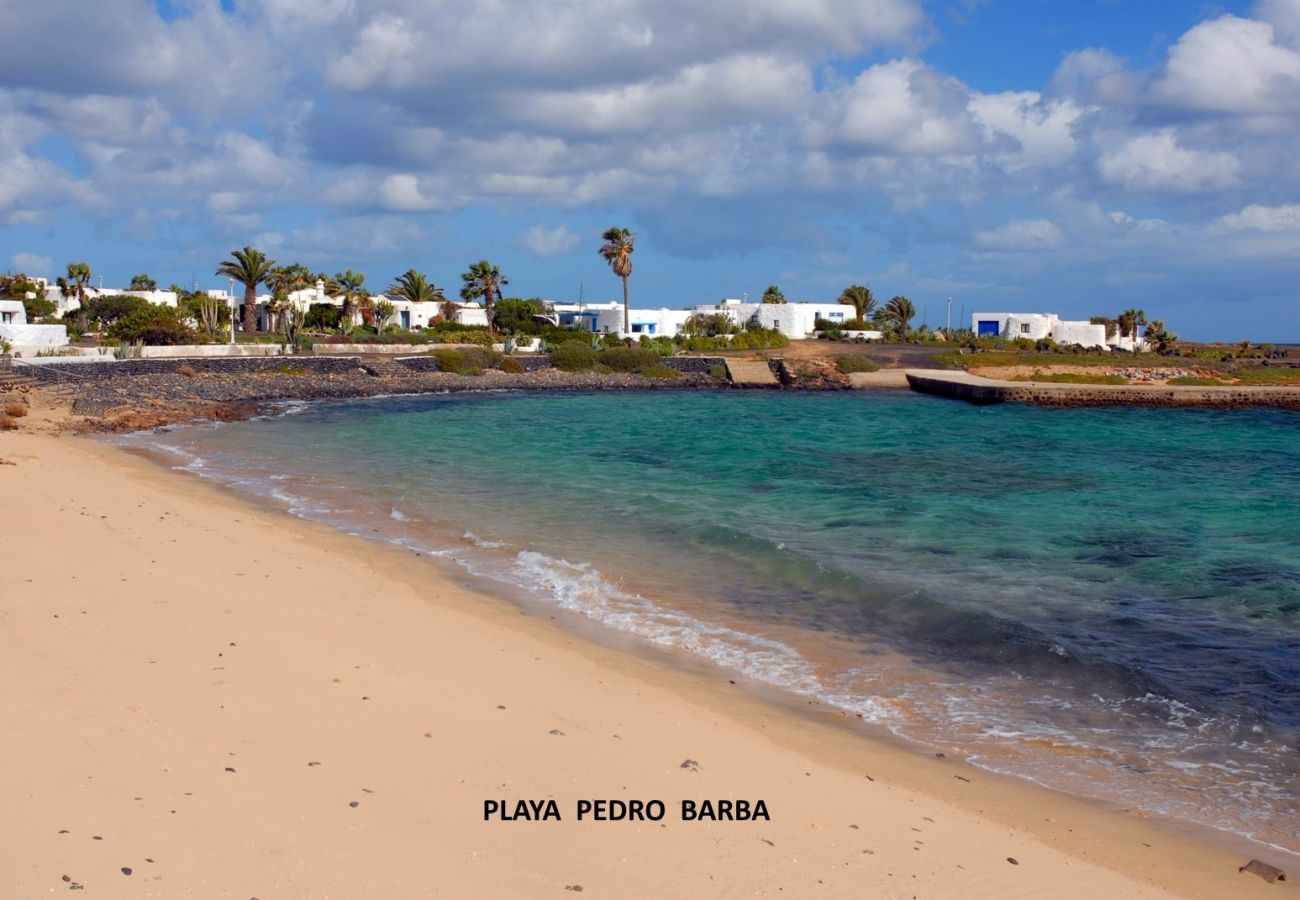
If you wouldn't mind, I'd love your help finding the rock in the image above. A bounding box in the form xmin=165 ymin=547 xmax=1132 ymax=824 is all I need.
xmin=1006 ymin=857 xmax=1019 ymax=866
xmin=1239 ymin=859 xmax=1286 ymax=883
xmin=121 ymin=867 xmax=133 ymax=876
xmin=680 ymin=759 xmax=700 ymax=771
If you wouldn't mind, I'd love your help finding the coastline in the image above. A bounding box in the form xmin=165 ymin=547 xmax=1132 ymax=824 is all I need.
xmin=1 ymin=406 xmax=1294 ymax=896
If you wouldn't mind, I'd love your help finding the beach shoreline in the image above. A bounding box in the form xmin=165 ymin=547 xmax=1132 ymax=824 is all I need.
xmin=1 ymin=403 xmax=1294 ymax=897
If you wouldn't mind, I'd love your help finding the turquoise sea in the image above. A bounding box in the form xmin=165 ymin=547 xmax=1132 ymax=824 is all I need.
xmin=120 ymin=390 xmax=1300 ymax=854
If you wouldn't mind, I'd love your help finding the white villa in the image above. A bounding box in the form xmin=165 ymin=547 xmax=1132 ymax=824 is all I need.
xmin=540 ymin=298 xmax=881 ymax=341
xmin=969 ymin=312 xmax=1144 ymax=350
xmin=0 ymin=299 xmax=68 ymax=353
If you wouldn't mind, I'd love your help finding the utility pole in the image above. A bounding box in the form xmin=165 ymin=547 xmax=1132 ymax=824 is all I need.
xmin=947 ymin=297 xmax=952 ymax=334
xmin=228 ymin=277 xmax=236 ymax=344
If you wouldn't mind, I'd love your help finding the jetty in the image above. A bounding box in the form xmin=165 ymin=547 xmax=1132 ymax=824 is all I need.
xmin=905 ymin=370 xmax=1300 ymax=409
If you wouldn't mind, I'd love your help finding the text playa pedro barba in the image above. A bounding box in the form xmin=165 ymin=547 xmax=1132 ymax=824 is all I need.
xmin=485 ymin=799 xmax=771 ymax=821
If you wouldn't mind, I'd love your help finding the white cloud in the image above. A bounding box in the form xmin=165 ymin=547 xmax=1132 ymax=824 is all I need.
xmin=1098 ymin=130 xmax=1240 ymax=192
xmin=10 ymin=251 xmax=52 ymax=275
xmin=808 ymin=59 xmax=980 ymax=155
xmin=519 ymin=224 xmax=581 ymax=257
xmin=974 ymin=218 xmax=1064 ymax=251
xmin=1153 ymin=15 xmax=1300 ymax=114
xmin=968 ymin=91 xmax=1086 ymax=170
xmin=378 ymin=173 xmax=456 ymax=212
xmin=1217 ymin=203 xmax=1300 ymax=231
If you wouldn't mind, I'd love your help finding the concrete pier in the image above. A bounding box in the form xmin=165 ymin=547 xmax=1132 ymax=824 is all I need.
xmin=905 ymin=370 xmax=1300 ymax=410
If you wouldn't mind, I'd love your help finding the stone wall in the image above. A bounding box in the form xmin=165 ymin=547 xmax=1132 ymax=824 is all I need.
xmin=660 ymin=356 xmax=726 ymax=374
xmin=906 ymin=371 xmax=1300 ymax=410
xmin=17 ymin=356 xmax=363 ymax=383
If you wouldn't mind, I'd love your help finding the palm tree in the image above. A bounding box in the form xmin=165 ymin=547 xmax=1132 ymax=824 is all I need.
xmin=761 ymin=284 xmax=786 ymax=304
xmin=838 ymin=284 xmax=875 ymax=321
xmin=1145 ymin=319 xmax=1176 ymax=355
xmin=334 ymin=269 xmax=366 ymax=330
xmin=1118 ymin=308 xmax=1147 ymax=352
xmin=129 ymin=273 xmax=157 ymax=291
xmin=884 ymin=295 xmax=916 ymax=339
xmin=388 ymin=269 xmax=445 ymax=304
xmin=216 ymin=246 xmax=275 ymax=333
xmin=265 ymin=263 xmax=311 ymax=332
xmin=598 ymin=226 xmax=635 ymax=333
xmin=56 ymin=262 xmax=92 ymax=331
xmin=460 ymin=260 xmax=508 ymax=331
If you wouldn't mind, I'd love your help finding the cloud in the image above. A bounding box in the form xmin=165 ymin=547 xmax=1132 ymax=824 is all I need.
xmin=519 ymin=224 xmax=581 ymax=257
xmin=808 ymin=59 xmax=980 ymax=155
xmin=1097 ymin=130 xmax=1240 ymax=192
xmin=1153 ymin=15 xmax=1300 ymax=114
xmin=974 ymin=218 xmax=1064 ymax=251
xmin=1217 ymin=203 xmax=1300 ymax=232
xmin=10 ymin=251 xmax=52 ymax=274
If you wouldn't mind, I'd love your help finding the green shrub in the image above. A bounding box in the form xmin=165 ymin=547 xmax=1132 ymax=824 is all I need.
xmin=431 ymin=346 xmax=501 ymax=374
xmin=600 ymin=346 xmax=661 ymax=372
xmin=640 ymin=364 xmax=682 ymax=379
xmin=303 ymin=303 xmax=343 ymax=330
xmin=639 ymin=336 xmax=678 ymax=355
xmin=708 ymin=364 xmax=728 ymax=381
xmin=1168 ymin=376 xmax=1226 ymax=386
xmin=551 ymin=343 xmax=599 ymax=371
xmin=108 ymin=305 xmax=196 ymax=345
xmin=499 ymin=356 xmax=525 ymax=374
xmin=836 ymin=355 xmax=880 ymax=373
xmin=86 ymin=294 xmax=150 ymax=328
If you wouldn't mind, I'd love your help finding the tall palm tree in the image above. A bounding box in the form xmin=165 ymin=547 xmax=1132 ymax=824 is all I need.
xmin=334 ymin=269 xmax=366 ymax=329
xmin=884 ymin=295 xmax=916 ymax=338
xmin=761 ymin=284 xmax=786 ymax=304
xmin=1118 ymin=308 xmax=1146 ymax=352
xmin=56 ymin=262 xmax=93 ymax=331
xmin=216 ymin=246 xmax=275 ymax=333
xmin=388 ymin=269 xmax=446 ymax=304
xmin=460 ymin=260 xmax=508 ymax=331
xmin=129 ymin=273 xmax=157 ymax=291
xmin=598 ymin=226 xmax=635 ymax=333
xmin=838 ymin=284 xmax=875 ymax=321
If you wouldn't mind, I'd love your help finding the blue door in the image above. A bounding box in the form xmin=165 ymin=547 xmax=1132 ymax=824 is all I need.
xmin=977 ymin=320 xmax=1000 ymax=336
xmin=401 ymin=310 xmax=411 ymax=328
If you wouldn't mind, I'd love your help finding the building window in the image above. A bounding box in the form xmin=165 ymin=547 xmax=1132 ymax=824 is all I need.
xmin=0 ymin=312 xmax=12 ymax=323
xmin=1020 ymin=323 xmax=1031 ymax=334
xmin=828 ymin=311 xmax=844 ymax=319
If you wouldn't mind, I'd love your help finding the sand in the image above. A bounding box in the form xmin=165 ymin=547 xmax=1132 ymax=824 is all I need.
xmin=1 ymin=412 xmax=1292 ymax=898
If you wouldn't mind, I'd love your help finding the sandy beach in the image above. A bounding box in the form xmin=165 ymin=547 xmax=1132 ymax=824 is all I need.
xmin=0 ymin=410 xmax=1292 ymax=898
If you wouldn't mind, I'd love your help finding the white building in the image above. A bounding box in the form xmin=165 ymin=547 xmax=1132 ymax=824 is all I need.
xmin=0 ymin=299 xmax=68 ymax=353
xmin=970 ymin=312 xmax=1111 ymax=349
xmin=689 ymin=299 xmax=881 ymax=340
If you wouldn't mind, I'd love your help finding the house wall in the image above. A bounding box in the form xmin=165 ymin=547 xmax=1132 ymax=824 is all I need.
xmin=1 ymin=323 xmax=68 ymax=353
xmin=971 ymin=312 xmax=1108 ymax=348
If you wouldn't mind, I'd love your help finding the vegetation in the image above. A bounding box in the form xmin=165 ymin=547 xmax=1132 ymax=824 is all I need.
xmin=881 ymin=295 xmax=916 ymax=338
xmin=492 ymin=298 xmax=547 ymax=334
xmin=108 ymin=305 xmax=195 ymax=345
xmin=838 ymin=284 xmax=875 ymax=320
xmin=499 ymin=356 xmax=525 ymax=374
xmin=598 ymin=226 xmax=635 ymax=333
xmin=598 ymin=346 xmax=662 ymax=372
xmin=129 ymin=273 xmax=157 ymax=291
xmin=84 ymin=294 xmax=149 ymax=328
xmin=460 ymin=260 xmax=508 ymax=331
xmin=550 ymin=342 xmax=599 ymax=371
xmin=0 ymin=273 xmax=55 ymax=320
xmin=1009 ymin=371 xmax=1127 ymax=385
xmin=56 ymin=262 xmax=93 ymax=331
xmin=334 ymin=269 xmax=366 ymax=328
xmin=4 ymin=400 xmax=29 ymax=417
xmin=761 ymin=284 xmax=786 ymax=304
xmin=388 ymin=269 xmax=444 ymax=305
xmin=640 ymin=364 xmax=682 ymax=379
xmin=216 ymin=246 xmax=275 ymax=334
xmin=836 ymin=355 xmax=880 ymax=374
xmin=431 ymin=346 xmax=502 ymax=375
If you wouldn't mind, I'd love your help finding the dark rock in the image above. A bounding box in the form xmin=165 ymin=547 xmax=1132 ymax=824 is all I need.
xmin=1239 ymin=859 xmax=1286 ymax=883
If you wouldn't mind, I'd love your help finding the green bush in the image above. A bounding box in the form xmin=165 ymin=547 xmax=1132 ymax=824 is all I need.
xmin=836 ymin=355 xmax=880 ymax=373
xmin=639 ymin=364 xmax=682 ymax=379
xmin=708 ymin=364 xmax=728 ymax=381
xmin=86 ymin=294 xmax=150 ymax=327
xmin=550 ymin=343 xmax=599 ymax=371
xmin=304 ymin=303 xmax=343 ymax=330
xmin=108 ymin=305 xmax=196 ymax=345
xmin=499 ymin=356 xmax=525 ymax=374
xmin=432 ymin=346 xmax=502 ymax=374
xmin=599 ymin=346 xmax=661 ymax=372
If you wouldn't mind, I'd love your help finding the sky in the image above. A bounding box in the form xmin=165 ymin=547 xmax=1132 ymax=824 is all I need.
xmin=1 ymin=0 xmax=1297 ymax=340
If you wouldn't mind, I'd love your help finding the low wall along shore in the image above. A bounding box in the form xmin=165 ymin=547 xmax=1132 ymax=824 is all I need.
xmin=906 ymin=370 xmax=1300 ymax=410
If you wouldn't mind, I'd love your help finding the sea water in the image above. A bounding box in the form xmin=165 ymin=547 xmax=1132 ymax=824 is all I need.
xmin=119 ymin=390 xmax=1300 ymax=853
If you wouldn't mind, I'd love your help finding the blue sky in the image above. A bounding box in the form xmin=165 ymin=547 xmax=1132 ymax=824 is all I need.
xmin=0 ymin=0 xmax=1297 ymax=340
